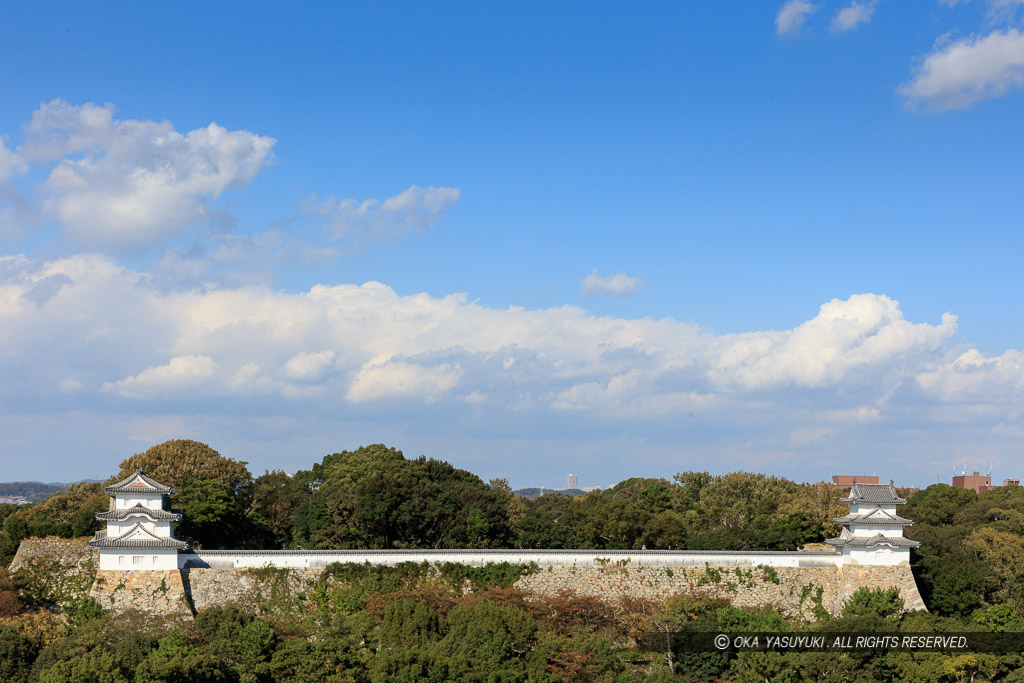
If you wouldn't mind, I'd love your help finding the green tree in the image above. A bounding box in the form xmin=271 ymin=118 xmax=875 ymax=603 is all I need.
xmin=249 ymin=469 xmax=299 ymax=546
xmin=0 ymin=625 xmax=39 ymax=683
xmin=434 ymin=600 xmax=539 ymax=681
xmin=902 ymin=484 xmax=976 ymax=526
xmin=962 ymin=526 xmax=1024 ymax=601
xmin=133 ymin=629 xmax=230 ymax=682
xmin=921 ymin=551 xmax=996 ymax=617
xmin=175 ymin=477 xmax=263 ymax=549
xmin=270 ymin=637 xmax=367 ymax=682
xmin=236 ymin=618 xmax=277 ymax=682
xmin=841 ymin=587 xmax=904 ymax=620
xmin=291 ymin=445 xmax=512 ymax=550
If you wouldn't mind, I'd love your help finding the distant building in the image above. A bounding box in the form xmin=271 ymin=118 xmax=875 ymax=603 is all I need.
xmin=832 ymin=475 xmax=879 ymax=486
xmin=1005 ymin=478 xmax=1020 ymax=487
xmin=581 ymin=486 xmax=601 ymax=493
xmin=565 ymin=474 xmax=578 ymax=490
xmin=953 ymin=471 xmax=993 ymax=494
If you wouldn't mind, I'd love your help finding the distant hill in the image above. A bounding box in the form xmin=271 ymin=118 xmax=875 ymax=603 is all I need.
xmin=513 ymin=487 xmax=590 ymax=499
xmin=0 ymin=480 xmax=101 ymax=503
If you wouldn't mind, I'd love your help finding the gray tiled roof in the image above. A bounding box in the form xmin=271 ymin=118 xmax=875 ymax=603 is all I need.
xmin=833 ymin=506 xmax=912 ymax=526
xmin=104 ymin=469 xmax=174 ymax=495
xmin=839 ymin=483 xmax=907 ymax=505
xmin=87 ymin=522 xmax=190 ymax=549
xmin=95 ymin=504 xmax=182 ymax=522
xmin=826 ymin=533 xmax=920 ymax=549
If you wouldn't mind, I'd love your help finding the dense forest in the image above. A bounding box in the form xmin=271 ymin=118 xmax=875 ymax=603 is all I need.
xmin=1 ymin=440 xmax=1023 ymax=681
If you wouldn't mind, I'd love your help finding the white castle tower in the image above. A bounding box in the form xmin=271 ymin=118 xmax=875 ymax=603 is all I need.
xmin=826 ymin=481 xmax=919 ymax=566
xmin=88 ymin=469 xmax=190 ymax=570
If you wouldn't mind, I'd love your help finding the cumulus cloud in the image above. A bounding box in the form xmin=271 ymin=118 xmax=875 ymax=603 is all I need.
xmin=282 ymin=350 xmax=336 ymax=381
xmin=899 ymin=28 xmax=1024 ymax=110
xmin=776 ymin=0 xmax=819 ymax=36
xmin=307 ymin=184 xmax=461 ymax=247
xmin=102 ymin=355 xmax=219 ymax=398
xmin=347 ymin=359 xmax=462 ymax=403
xmin=3 ymin=253 xmax=1015 ymax=422
xmin=3 ymin=253 xmax=1023 ymax=481
xmin=13 ymin=100 xmax=275 ymax=249
xmin=832 ymin=1 xmax=877 ymax=32
xmin=580 ymin=270 xmax=643 ymax=296
xmin=709 ymin=294 xmax=958 ymax=390
xmin=915 ymin=348 xmax=1024 ymax=402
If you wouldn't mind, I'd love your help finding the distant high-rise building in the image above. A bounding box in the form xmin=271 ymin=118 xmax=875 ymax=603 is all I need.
xmin=566 ymin=474 xmax=578 ymax=490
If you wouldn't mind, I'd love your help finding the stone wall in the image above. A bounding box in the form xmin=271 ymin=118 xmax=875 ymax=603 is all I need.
xmin=168 ymin=562 xmax=925 ymax=620
xmin=89 ymin=570 xmax=190 ymax=616
xmin=184 ymin=567 xmax=321 ymax=613
xmin=516 ymin=563 xmax=926 ymax=620
xmin=8 ymin=536 xmax=97 ymax=573
xmin=8 ymin=537 xmax=98 ymax=606
xmin=11 ymin=538 xmax=927 ymax=618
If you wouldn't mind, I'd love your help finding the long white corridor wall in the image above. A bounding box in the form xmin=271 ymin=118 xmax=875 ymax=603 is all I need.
xmin=180 ymin=548 xmax=861 ymax=570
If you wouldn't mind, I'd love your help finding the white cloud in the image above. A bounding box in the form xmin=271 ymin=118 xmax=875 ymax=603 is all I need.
xmin=987 ymin=0 xmax=1024 ymax=23
xmin=552 ymin=370 xmax=715 ymax=417
xmin=307 ymin=184 xmax=461 ymax=247
xmin=282 ymin=350 xmax=336 ymax=381
xmin=102 ymin=355 xmax=219 ymax=398
xmin=580 ymin=269 xmax=643 ymax=296
xmin=709 ymin=294 xmax=958 ymax=390
xmin=346 ymin=359 xmax=462 ymax=403
xmin=832 ymin=1 xmax=877 ymax=32
xmin=458 ymin=391 xmax=490 ymax=404
xmin=2 ymin=253 xmax=1023 ymax=482
xmin=776 ymin=0 xmax=819 ymax=36
xmin=58 ymin=379 xmax=84 ymax=394
xmin=915 ymin=348 xmax=1024 ymax=402
xmin=899 ymin=28 xmax=1024 ymax=110
xmin=823 ymin=406 xmax=883 ymax=423
xmin=17 ymin=100 xmax=275 ymax=248
xmin=0 ymin=139 xmax=26 ymax=183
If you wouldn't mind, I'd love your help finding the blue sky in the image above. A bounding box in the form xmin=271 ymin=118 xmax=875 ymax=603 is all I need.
xmin=1 ymin=1 xmax=1023 ymax=488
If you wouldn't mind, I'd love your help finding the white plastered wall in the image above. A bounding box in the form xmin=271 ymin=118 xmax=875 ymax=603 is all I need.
xmin=98 ymin=548 xmax=179 ymax=571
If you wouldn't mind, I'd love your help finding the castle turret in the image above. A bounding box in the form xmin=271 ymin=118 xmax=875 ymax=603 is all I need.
xmin=88 ymin=469 xmax=190 ymax=570
xmin=826 ymin=481 xmax=919 ymax=566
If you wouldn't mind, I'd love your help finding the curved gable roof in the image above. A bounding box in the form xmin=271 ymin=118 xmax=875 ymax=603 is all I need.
xmin=87 ymin=522 xmax=190 ymax=549
xmin=104 ymin=469 xmax=174 ymax=495
xmin=839 ymin=482 xmax=907 ymax=505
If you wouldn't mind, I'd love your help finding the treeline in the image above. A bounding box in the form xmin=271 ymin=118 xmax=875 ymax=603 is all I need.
xmin=3 ymin=439 xmax=1024 ymax=680
xmin=2 ymin=439 xmax=1024 ymax=625
xmin=0 ymin=441 xmax=849 ymax=566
